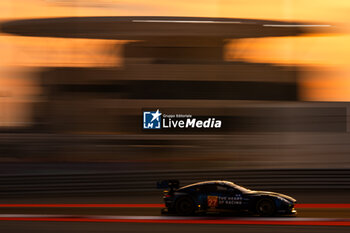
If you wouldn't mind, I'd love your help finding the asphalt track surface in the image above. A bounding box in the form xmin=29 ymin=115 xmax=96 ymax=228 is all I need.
xmin=0 ymin=190 xmax=349 ymax=232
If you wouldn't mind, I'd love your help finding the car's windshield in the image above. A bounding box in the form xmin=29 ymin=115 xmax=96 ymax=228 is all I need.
xmin=225 ymin=181 xmax=251 ymax=193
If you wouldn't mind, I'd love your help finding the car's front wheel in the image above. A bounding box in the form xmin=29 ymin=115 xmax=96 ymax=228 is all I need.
xmin=175 ymin=197 xmax=195 ymax=216
xmin=256 ymin=199 xmax=275 ymax=216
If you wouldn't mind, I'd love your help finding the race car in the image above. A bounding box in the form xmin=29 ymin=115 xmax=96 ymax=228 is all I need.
xmin=157 ymin=180 xmax=296 ymax=216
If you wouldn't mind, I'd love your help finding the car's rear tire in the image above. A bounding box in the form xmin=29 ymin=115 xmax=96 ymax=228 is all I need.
xmin=256 ymin=199 xmax=275 ymax=216
xmin=175 ymin=197 xmax=195 ymax=216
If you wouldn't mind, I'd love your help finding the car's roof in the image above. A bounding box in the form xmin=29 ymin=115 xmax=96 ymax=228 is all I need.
xmin=178 ymin=180 xmax=233 ymax=190
xmin=178 ymin=180 xmax=253 ymax=193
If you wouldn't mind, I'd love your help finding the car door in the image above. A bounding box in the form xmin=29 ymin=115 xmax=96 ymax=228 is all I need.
xmin=216 ymin=184 xmax=244 ymax=211
xmin=201 ymin=184 xmax=219 ymax=210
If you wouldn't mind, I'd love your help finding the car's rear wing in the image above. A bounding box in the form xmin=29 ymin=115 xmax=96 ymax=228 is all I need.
xmin=157 ymin=180 xmax=180 ymax=191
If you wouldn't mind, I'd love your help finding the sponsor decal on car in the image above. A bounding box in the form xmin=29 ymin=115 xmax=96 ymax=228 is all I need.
xmin=218 ymin=195 xmax=243 ymax=205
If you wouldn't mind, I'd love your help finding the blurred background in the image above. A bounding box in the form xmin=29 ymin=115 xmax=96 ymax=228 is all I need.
xmin=0 ymin=0 xmax=349 ymax=195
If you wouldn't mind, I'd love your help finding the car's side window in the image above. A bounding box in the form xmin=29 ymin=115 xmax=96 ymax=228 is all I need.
xmin=217 ymin=185 xmax=228 ymax=191
xmin=218 ymin=184 xmax=240 ymax=194
xmin=195 ymin=184 xmax=241 ymax=193
xmin=206 ymin=184 xmax=218 ymax=192
xmin=196 ymin=184 xmax=217 ymax=192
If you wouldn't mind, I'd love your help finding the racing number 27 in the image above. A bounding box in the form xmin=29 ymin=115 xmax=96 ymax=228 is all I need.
xmin=207 ymin=196 xmax=218 ymax=208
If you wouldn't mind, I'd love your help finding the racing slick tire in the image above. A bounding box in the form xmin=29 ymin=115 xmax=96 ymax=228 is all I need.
xmin=175 ymin=197 xmax=196 ymax=216
xmin=256 ymin=198 xmax=276 ymax=217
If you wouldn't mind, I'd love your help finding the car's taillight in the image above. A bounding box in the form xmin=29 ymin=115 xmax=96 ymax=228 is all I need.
xmin=163 ymin=190 xmax=172 ymax=198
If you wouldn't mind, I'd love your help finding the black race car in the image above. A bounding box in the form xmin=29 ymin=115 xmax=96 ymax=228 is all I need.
xmin=157 ymin=180 xmax=296 ymax=216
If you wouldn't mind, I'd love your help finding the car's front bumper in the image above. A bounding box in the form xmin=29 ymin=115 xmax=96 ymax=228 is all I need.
xmin=277 ymin=207 xmax=297 ymax=216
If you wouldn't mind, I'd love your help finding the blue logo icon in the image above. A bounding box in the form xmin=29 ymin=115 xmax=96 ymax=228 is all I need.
xmin=143 ymin=109 xmax=162 ymax=129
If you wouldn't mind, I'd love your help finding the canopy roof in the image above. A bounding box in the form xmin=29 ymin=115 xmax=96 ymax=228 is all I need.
xmin=0 ymin=16 xmax=330 ymax=40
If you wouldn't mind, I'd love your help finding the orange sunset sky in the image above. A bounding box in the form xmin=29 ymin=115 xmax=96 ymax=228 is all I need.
xmin=0 ymin=0 xmax=350 ymax=126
